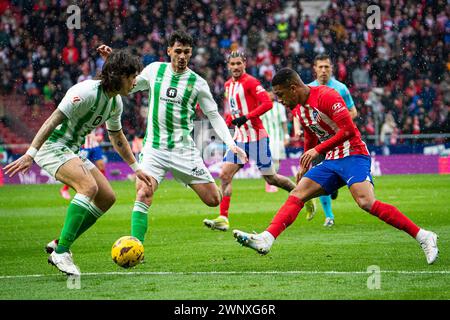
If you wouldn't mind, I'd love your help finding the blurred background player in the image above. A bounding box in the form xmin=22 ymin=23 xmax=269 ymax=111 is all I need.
xmin=60 ymin=127 xmax=106 ymax=199
xmin=233 ymin=68 xmax=439 ymax=266
xmin=203 ymin=51 xmax=296 ymax=231
xmin=132 ymin=131 xmax=144 ymax=160
xmin=304 ymin=53 xmax=358 ymax=227
xmin=261 ymin=90 xmax=290 ymax=192
xmin=4 ymin=49 xmax=153 ymax=276
xmin=98 ymin=31 xmax=248 ymax=244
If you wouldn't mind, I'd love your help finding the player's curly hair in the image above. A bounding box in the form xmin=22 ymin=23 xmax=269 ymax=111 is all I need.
xmin=99 ymin=49 xmax=142 ymax=93
xmin=168 ymin=30 xmax=194 ymax=47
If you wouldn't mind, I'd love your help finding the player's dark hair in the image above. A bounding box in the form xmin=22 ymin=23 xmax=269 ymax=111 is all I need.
xmin=314 ymin=53 xmax=332 ymax=65
xmin=227 ymin=51 xmax=247 ymax=62
xmin=99 ymin=49 xmax=142 ymax=93
xmin=168 ymin=30 xmax=194 ymax=47
xmin=272 ymin=68 xmax=302 ymax=87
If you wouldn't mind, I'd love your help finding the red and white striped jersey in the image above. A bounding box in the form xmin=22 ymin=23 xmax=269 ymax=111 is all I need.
xmin=224 ymin=73 xmax=272 ymax=142
xmin=293 ymin=86 xmax=369 ymax=160
xmin=82 ymin=127 xmax=104 ymax=149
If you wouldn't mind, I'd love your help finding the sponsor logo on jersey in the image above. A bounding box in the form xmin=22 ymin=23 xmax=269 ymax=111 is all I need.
xmin=166 ymin=87 xmax=178 ymax=98
xmin=332 ymin=102 xmax=345 ymax=112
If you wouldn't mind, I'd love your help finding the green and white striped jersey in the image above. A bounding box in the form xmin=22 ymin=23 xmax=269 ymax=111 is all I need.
xmin=261 ymin=101 xmax=287 ymax=144
xmin=48 ymin=80 xmax=123 ymax=152
xmin=133 ymin=62 xmax=219 ymax=151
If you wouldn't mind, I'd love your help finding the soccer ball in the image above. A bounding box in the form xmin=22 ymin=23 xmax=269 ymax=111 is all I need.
xmin=111 ymin=236 xmax=144 ymax=268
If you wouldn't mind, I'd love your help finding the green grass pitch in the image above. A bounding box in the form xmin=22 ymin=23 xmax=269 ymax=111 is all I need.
xmin=0 ymin=174 xmax=449 ymax=300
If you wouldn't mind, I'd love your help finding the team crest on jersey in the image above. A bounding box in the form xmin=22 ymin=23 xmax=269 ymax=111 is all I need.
xmin=166 ymin=87 xmax=178 ymax=98
xmin=186 ymin=84 xmax=193 ymax=92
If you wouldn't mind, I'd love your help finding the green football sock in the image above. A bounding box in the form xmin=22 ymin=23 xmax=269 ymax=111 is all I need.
xmin=73 ymin=203 xmax=104 ymax=240
xmin=56 ymin=194 xmax=92 ymax=253
xmin=131 ymin=201 xmax=149 ymax=243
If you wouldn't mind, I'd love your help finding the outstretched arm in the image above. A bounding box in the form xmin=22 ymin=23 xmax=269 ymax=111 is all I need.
xmin=108 ymin=129 xmax=153 ymax=188
xmin=4 ymin=109 xmax=66 ymax=177
xmin=97 ymin=45 xmax=149 ymax=93
xmin=204 ymin=109 xmax=248 ymax=163
xmin=197 ymin=81 xmax=248 ymax=163
xmin=97 ymin=44 xmax=112 ymax=60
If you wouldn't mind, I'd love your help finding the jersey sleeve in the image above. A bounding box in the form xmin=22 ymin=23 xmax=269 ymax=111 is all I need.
xmin=319 ymin=88 xmax=351 ymax=123
xmin=246 ymin=78 xmax=273 ymax=119
xmin=131 ymin=64 xmax=153 ymax=93
xmin=197 ymin=79 xmax=236 ymax=148
xmin=197 ymin=79 xmax=218 ymax=114
xmin=105 ymin=96 xmax=123 ymax=131
xmin=314 ymin=89 xmax=357 ymax=155
xmin=340 ymin=84 xmax=355 ymax=109
xmin=57 ymin=83 xmax=96 ymax=119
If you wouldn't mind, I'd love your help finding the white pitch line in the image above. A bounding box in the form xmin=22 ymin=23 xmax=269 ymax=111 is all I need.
xmin=1 ymin=270 xmax=450 ymax=280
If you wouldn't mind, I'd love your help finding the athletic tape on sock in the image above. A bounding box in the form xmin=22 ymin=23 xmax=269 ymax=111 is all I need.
xmin=72 ymin=194 xmax=91 ymax=211
xmin=133 ymin=201 xmax=149 ymax=214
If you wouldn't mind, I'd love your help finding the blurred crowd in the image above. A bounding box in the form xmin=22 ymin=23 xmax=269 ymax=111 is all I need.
xmin=0 ymin=0 xmax=449 ymax=147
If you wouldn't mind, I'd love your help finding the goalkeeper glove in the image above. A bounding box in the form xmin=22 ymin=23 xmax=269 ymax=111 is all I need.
xmin=231 ymin=115 xmax=248 ymax=127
